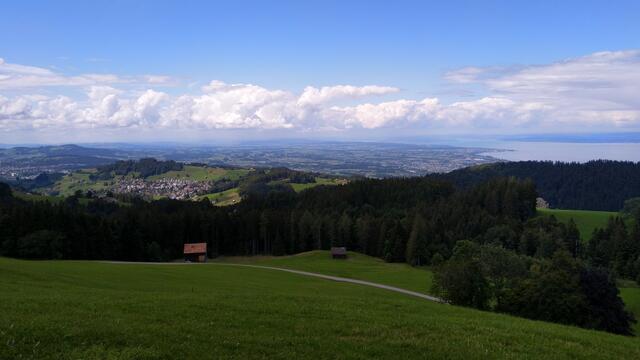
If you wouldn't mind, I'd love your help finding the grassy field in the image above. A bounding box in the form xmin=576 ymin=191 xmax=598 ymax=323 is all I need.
xmin=2 ymin=257 xmax=640 ymax=359
xmin=148 ymin=166 xmax=249 ymax=181
xmin=289 ymin=177 xmax=348 ymax=192
xmin=219 ymin=251 xmax=640 ymax=335
xmin=198 ymin=188 xmax=241 ymax=206
xmin=52 ymin=170 xmax=111 ymax=196
xmin=216 ymin=250 xmax=433 ymax=294
xmin=537 ymin=208 xmax=616 ymax=241
xmin=13 ymin=190 xmax=63 ymax=203
xmin=620 ymin=286 xmax=640 ymax=334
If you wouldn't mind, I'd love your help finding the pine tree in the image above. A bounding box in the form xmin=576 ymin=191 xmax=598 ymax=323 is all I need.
xmin=565 ymin=218 xmax=581 ymax=257
xmin=406 ymin=214 xmax=427 ymax=266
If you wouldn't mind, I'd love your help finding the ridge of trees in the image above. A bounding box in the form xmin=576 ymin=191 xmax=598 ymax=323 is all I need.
xmin=91 ymin=158 xmax=183 ymax=179
xmin=432 ymin=160 xmax=640 ymax=211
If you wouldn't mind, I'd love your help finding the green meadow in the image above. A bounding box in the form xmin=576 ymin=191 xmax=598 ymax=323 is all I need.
xmin=198 ymin=187 xmax=241 ymax=206
xmin=537 ymin=208 xmax=617 ymax=240
xmin=2 ymin=255 xmax=640 ymax=359
xmin=289 ymin=177 xmax=348 ymax=193
xmin=216 ymin=250 xmax=433 ymax=294
xmin=147 ymin=165 xmax=250 ymax=181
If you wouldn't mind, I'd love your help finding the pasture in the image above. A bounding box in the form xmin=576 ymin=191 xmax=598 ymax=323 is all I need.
xmin=537 ymin=208 xmax=616 ymax=241
xmin=2 ymin=256 xmax=640 ymax=359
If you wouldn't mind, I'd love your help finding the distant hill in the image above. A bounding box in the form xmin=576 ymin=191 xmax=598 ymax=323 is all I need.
xmin=0 ymin=144 xmax=127 ymax=168
xmin=433 ymin=160 xmax=640 ymax=211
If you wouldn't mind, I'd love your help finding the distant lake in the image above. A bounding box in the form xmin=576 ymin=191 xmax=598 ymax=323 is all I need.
xmin=479 ymin=141 xmax=640 ymax=162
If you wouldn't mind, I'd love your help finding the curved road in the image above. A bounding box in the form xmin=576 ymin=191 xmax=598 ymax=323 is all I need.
xmin=106 ymin=261 xmax=444 ymax=303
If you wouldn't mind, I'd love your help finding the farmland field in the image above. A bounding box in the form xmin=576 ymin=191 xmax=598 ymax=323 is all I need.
xmin=147 ymin=165 xmax=249 ymax=181
xmin=2 ymin=256 xmax=640 ymax=359
xmin=289 ymin=177 xmax=348 ymax=192
xmin=198 ymin=188 xmax=241 ymax=206
xmin=537 ymin=208 xmax=616 ymax=240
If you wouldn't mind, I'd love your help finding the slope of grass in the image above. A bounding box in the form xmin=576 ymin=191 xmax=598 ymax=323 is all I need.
xmin=537 ymin=208 xmax=616 ymax=240
xmin=148 ymin=166 xmax=249 ymax=181
xmin=220 ymin=251 xmax=640 ymax=336
xmin=53 ymin=170 xmax=110 ymax=196
xmin=216 ymin=250 xmax=433 ymax=294
xmin=198 ymin=188 xmax=241 ymax=206
xmin=2 ymin=257 xmax=640 ymax=359
xmin=620 ymin=286 xmax=640 ymax=334
xmin=290 ymin=177 xmax=347 ymax=192
xmin=13 ymin=191 xmax=63 ymax=203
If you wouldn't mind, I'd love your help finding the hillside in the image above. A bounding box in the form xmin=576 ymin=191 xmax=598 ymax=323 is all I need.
xmin=0 ymin=145 xmax=130 ymax=179
xmin=537 ymin=209 xmax=616 ymax=241
xmin=216 ymin=250 xmax=434 ymax=294
xmin=218 ymin=250 xmax=640 ymax=334
xmin=17 ymin=161 xmax=346 ymax=203
xmin=434 ymin=160 xmax=640 ymax=211
xmin=2 ymin=257 xmax=640 ymax=359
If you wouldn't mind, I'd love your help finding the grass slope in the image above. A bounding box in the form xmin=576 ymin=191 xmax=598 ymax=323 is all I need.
xmin=13 ymin=191 xmax=63 ymax=203
xmin=289 ymin=177 xmax=348 ymax=193
xmin=198 ymin=188 xmax=241 ymax=206
xmin=620 ymin=287 xmax=640 ymax=334
xmin=537 ymin=208 xmax=616 ymax=240
xmin=4 ymin=257 xmax=640 ymax=359
xmin=53 ymin=170 xmax=110 ymax=196
xmin=216 ymin=250 xmax=433 ymax=294
xmin=148 ymin=166 xmax=249 ymax=181
xmin=219 ymin=251 xmax=640 ymax=337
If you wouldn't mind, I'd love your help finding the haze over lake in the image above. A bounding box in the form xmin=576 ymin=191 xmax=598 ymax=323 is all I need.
xmin=481 ymin=141 xmax=640 ymax=162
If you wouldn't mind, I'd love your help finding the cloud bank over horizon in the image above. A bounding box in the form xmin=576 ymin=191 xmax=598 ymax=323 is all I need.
xmin=2 ymin=50 xmax=640 ymax=141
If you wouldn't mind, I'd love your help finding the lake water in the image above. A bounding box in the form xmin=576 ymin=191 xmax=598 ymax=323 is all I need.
xmin=480 ymin=141 xmax=640 ymax=162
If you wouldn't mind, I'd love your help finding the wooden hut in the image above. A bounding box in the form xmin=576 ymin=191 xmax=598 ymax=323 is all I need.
xmin=331 ymin=247 xmax=347 ymax=259
xmin=184 ymin=243 xmax=207 ymax=262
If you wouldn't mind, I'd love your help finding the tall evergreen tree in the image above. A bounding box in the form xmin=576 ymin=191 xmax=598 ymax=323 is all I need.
xmin=406 ymin=214 xmax=427 ymax=266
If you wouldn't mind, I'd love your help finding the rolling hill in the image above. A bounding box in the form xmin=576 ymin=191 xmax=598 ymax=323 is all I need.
xmin=2 ymin=255 xmax=640 ymax=359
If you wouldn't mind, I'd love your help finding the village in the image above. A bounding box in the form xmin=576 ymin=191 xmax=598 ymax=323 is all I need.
xmin=112 ymin=178 xmax=213 ymax=200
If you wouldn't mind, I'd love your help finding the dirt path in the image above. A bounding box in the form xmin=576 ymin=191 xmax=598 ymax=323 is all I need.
xmin=105 ymin=261 xmax=444 ymax=303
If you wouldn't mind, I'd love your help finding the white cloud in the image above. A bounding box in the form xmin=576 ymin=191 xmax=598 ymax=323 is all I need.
xmin=444 ymin=50 xmax=640 ymax=125
xmin=297 ymin=85 xmax=399 ymax=106
xmin=2 ymin=50 xmax=640 ymax=135
xmin=0 ymin=57 xmax=174 ymax=89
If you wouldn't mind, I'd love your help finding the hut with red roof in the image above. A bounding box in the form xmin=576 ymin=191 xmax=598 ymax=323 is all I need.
xmin=184 ymin=243 xmax=207 ymax=262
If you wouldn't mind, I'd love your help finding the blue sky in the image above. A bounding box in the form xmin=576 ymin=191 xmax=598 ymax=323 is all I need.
xmin=1 ymin=0 xmax=640 ymax=143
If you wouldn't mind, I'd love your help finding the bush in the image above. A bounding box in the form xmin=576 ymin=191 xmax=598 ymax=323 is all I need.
xmin=432 ymin=241 xmax=489 ymax=309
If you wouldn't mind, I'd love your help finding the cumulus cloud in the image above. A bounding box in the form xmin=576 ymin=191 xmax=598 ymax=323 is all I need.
xmin=2 ymin=50 xmax=640 ymax=134
xmin=297 ymin=85 xmax=399 ymax=106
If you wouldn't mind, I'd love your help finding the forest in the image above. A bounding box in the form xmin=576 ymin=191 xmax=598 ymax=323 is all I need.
xmin=90 ymin=158 xmax=184 ymax=179
xmin=433 ymin=160 xmax=640 ymax=211
xmin=1 ymin=171 xmax=638 ymax=335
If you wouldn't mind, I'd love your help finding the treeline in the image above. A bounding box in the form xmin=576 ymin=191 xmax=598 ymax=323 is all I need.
xmin=430 ymin=207 xmax=640 ymax=335
xmin=91 ymin=158 xmax=183 ymax=179
xmin=433 ymin=241 xmax=636 ymax=335
xmin=588 ymin=216 xmax=640 ymax=280
xmin=433 ymin=160 xmax=640 ymax=211
xmin=0 ymin=177 xmax=535 ymax=264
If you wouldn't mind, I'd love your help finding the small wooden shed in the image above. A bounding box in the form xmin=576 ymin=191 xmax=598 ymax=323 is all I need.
xmin=331 ymin=247 xmax=347 ymax=259
xmin=184 ymin=243 xmax=207 ymax=262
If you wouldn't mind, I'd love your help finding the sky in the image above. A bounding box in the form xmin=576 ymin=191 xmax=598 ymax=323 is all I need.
xmin=1 ymin=0 xmax=640 ymax=144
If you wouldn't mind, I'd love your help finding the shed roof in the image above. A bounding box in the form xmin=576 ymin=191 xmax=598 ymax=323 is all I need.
xmin=184 ymin=243 xmax=207 ymax=254
xmin=331 ymin=247 xmax=347 ymax=255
